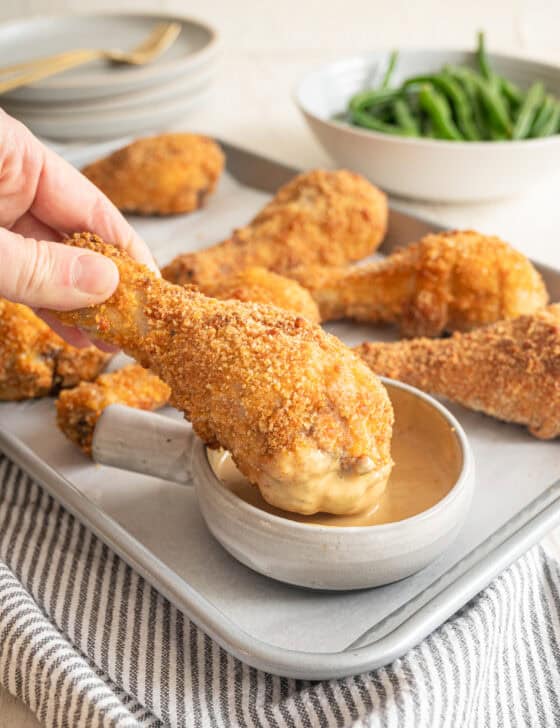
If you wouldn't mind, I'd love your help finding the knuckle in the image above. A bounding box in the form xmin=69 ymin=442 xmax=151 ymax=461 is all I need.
xmin=15 ymin=237 xmax=55 ymax=297
xmin=88 ymin=195 xmax=112 ymax=232
xmin=87 ymin=195 xmax=133 ymax=255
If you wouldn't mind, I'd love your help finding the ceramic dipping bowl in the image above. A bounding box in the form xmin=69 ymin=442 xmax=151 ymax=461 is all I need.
xmin=93 ymin=378 xmax=475 ymax=590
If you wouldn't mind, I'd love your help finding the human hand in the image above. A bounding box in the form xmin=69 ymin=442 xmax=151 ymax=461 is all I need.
xmin=0 ymin=109 xmax=157 ymax=346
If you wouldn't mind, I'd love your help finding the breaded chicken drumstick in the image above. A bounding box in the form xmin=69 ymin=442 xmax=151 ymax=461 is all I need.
xmin=57 ymin=364 xmax=170 ymax=455
xmin=201 ymin=266 xmax=320 ymax=322
xmin=0 ymin=298 xmax=109 ymax=401
xmin=162 ymin=170 xmax=388 ymax=288
xmin=50 ymin=233 xmax=394 ymax=516
xmin=82 ymin=133 xmax=225 ymax=215
xmin=57 ymin=269 xmax=317 ymax=456
xmin=289 ymin=230 xmax=548 ymax=337
xmin=356 ymin=305 xmax=560 ymax=439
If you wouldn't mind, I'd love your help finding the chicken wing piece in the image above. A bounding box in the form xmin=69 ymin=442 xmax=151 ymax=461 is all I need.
xmin=50 ymin=233 xmax=394 ymax=516
xmin=56 ymin=363 xmax=171 ymax=455
xmin=0 ymin=298 xmax=109 ymax=401
xmin=289 ymin=230 xmax=548 ymax=337
xmin=201 ymin=266 xmax=320 ymax=322
xmin=161 ymin=170 xmax=388 ymax=288
xmin=82 ymin=133 xmax=225 ymax=216
xmin=356 ymin=305 xmax=560 ymax=439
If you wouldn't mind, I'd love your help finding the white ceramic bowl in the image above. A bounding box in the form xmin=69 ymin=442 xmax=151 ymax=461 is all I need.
xmin=295 ymin=50 xmax=560 ymax=202
xmin=192 ymin=378 xmax=475 ymax=591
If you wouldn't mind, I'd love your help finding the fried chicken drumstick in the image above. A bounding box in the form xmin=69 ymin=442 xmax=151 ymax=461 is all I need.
xmin=82 ymin=133 xmax=225 ymax=216
xmin=57 ymin=269 xmax=317 ymax=456
xmin=56 ymin=364 xmax=170 ymax=455
xmin=201 ymin=266 xmax=320 ymax=322
xmin=290 ymin=230 xmax=548 ymax=337
xmin=356 ymin=305 xmax=560 ymax=439
xmin=162 ymin=170 xmax=388 ymax=288
xmin=0 ymin=298 xmax=109 ymax=400
xmin=50 ymin=233 xmax=394 ymax=516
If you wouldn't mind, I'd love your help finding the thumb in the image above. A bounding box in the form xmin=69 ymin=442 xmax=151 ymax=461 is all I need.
xmin=0 ymin=228 xmax=118 ymax=310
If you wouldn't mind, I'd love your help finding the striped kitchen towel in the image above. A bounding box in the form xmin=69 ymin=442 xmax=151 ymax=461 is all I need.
xmin=2 ymin=451 xmax=560 ymax=728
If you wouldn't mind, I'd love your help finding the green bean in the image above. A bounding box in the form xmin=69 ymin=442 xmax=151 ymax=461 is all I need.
xmin=489 ymin=127 xmax=508 ymax=141
xmin=512 ymin=81 xmax=545 ymax=139
xmin=477 ymin=31 xmax=493 ymax=80
xmin=536 ymin=102 xmax=560 ymax=137
xmin=349 ymin=87 xmax=401 ymax=114
xmin=499 ymin=76 xmax=523 ymax=108
xmin=443 ymin=67 xmax=510 ymax=136
xmin=445 ymin=65 xmax=490 ymax=139
xmin=470 ymin=73 xmax=512 ymax=136
xmin=377 ymin=104 xmax=396 ymax=123
xmin=349 ymin=107 xmax=407 ymax=135
xmin=403 ymin=73 xmax=479 ymax=140
xmin=530 ymin=95 xmax=556 ymax=137
xmin=344 ymin=31 xmax=560 ymax=142
xmin=418 ymin=84 xmax=464 ymax=141
xmin=392 ymin=97 xmax=420 ymax=135
xmin=439 ymin=72 xmax=480 ymax=140
xmin=381 ymin=51 xmax=398 ymax=89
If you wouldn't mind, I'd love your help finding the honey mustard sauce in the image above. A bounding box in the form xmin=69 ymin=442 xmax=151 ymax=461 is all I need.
xmin=208 ymin=383 xmax=463 ymax=526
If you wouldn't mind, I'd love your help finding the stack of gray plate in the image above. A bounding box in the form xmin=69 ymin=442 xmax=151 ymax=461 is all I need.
xmin=0 ymin=13 xmax=219 ymax=141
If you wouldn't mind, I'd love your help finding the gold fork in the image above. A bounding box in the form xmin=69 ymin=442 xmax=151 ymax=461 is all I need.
xmin=0 ymin=22 xmax=181 ymax=95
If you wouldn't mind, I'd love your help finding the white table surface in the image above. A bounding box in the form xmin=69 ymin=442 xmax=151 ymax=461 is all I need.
xmin=1 ymin=1 xmax=559 ymax=725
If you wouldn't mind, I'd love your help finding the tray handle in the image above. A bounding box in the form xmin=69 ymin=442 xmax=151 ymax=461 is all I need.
xmin=92 ymin=404 xmax=194 ymax=486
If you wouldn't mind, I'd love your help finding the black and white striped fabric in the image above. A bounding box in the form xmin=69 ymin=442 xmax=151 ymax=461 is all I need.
xmin=2 ymin=452 xmax=560 ymax=728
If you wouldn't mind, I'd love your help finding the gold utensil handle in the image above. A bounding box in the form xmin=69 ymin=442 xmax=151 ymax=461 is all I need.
xmin=0 ymin=23 xmax=181 ymax=96
xmin=0 ymin=49 xmax=94 ymax=77
xmin=0 ymin=49 xmax=100 ymax=95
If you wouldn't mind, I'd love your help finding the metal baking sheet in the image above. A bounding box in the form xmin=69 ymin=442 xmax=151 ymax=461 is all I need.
xmin=0 ymin=140 xmax=559 ymax=680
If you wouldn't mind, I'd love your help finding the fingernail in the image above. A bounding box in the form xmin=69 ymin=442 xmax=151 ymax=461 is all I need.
xmin=72 ymin=254 xmax=118 ymax=296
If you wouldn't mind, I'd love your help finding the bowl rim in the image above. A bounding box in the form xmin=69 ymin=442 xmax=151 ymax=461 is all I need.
xmin=197 ymin=377 xmax=475 ymax=535
xmin=294 ymin=48 xmax=560 ymax=149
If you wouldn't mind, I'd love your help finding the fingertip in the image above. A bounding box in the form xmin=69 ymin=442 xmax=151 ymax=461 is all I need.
xmin=72 ymin=252 xmax=119 ymax=299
